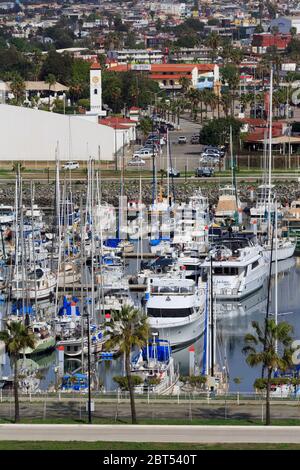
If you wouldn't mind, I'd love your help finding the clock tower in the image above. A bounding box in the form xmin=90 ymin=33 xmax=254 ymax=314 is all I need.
xmin=89 ymin=61 xmax=106 ymax=117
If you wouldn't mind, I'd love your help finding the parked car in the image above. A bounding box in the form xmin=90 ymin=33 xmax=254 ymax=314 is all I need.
xmin=128 ymin=157 xmax=145 ymax=166
xmin=190 ymin=135 xmax=200 ymax=144
xmin=168 ymin=168 xmax=180 ymax=177
xmin=133 ymin=149 xmax=157 ymax=158
xmin=200 ymin=151 xmax=220 ymax=161
xmin=178 ymin=136 xmax=187 ymax=144
xmin=143 ymin=142 xmax=160 ymax=151
xmin=195 ymin=167 xmax=214 ymax=177
xmin=63 ymin=161 xmax=79 ymax=170
xmin=203 ymin=146 xmax=225 ymax=157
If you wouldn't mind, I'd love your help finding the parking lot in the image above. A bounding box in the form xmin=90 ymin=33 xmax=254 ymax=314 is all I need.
xmin=125 ymin=118 xmax=226 ymax=175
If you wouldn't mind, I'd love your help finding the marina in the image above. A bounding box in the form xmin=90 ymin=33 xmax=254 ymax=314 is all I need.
xmin=0 ymin=160 xmax=299 ymax=396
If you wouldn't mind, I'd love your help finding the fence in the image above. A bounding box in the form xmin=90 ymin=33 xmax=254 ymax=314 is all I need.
xmin=1 ymin=389 xmax=300 ymax=424
xmin=224 ymin=153 xmax=300 ymax=171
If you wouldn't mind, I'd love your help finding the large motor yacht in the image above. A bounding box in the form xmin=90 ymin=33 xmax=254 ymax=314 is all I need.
xmin=144 ymin=275 xmax=205 ymax=349
xmin=199 ymin=236 xmax=268 ymax=300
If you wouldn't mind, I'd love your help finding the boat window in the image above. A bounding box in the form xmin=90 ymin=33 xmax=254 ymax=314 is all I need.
xmin=213 ymin=267 xmax=239 ymax=275
xmin=252 ymin=260 xmax=259 ymax=270
xmin=147 ymin=307 xmax=193 ymax=318
xmin=183 ymin=265 xmax=199 ymax=271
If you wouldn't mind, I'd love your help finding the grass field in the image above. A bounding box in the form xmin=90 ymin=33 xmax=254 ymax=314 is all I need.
xmin=0 ymin=441 xmax=299 ymax=450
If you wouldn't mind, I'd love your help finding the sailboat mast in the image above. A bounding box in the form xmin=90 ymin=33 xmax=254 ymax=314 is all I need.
xmin=268 ymin=66 xmax=273 ymax=236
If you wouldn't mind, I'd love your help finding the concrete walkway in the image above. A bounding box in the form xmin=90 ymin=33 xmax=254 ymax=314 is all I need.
xmin=1 ymin=424 xmax=300 ymax=443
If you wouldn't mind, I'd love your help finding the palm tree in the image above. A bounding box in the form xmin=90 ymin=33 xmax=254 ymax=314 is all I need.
xmin=45 ymin=74 xmax=56 ymax=111
xmin=139 ymin=117 xmax=153 ymax=143
xmin=221 ymin=91 xmax=231 ymax=117
xmin=179 ymin=76 xmax=190 ymax=96
xmin=187 ymin=89 xmax=201 ymax=121
xmin=221 ymin=64 xmax=240 ymax=116
xmin=104 ymin=306 xmax=149 ymax=424
xmin=242 ymin=319 xmax=293 ymax=426
xmin=10 ymin=75 xmax=26 ymax=106
xmin=205 ymin=32 xmax=221 ymax=62
xmin=0 ymin=321 xmax=35 ymax=423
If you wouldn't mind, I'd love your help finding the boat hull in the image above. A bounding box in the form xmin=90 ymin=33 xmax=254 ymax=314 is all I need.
xmin=148 ymin=313 xmax=205 ymax=349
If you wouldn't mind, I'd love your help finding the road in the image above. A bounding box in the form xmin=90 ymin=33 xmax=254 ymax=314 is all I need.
xmin=1 ymin=424 xmax=300 ymax=443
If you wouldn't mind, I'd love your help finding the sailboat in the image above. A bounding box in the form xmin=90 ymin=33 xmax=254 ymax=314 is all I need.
xmin=258 ymin=68 xmax=296 ymax=262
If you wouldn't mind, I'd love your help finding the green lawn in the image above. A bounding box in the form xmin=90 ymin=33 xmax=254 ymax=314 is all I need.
xmin=0 ymin=441 xmax=299 ymax=450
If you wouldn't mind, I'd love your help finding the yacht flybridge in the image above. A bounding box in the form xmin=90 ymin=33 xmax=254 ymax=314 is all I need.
xmin=250 ymin=184 xmax=277 ymax=219
xmin=199 ymin=236 xmax=268 ymax=300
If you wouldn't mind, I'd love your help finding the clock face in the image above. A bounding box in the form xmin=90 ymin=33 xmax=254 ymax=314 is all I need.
xmin=92 ymin=76 xmax=99 ymax=84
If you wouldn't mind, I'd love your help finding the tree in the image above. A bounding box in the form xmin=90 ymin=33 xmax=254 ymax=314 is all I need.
xmin=242 ymin=319 xmax=294 ymax=426
xmin=113 ymin=375 xmax=143 ymax=390
xmin=179 ymin=76 xmax=190 ymax=95
xmin=221 ymin=64 xmax=240 ymax=115
xmin=0 ymin=321 xmax=35 ymax=423
xmin=45 ymin=74 xmax=56 ymax=110
xmin=205 ymin=32 xmax=221 ymax=62
xmin=40 ymin=50 xmax=73 ymax=84
xmin=139 ymin=117 xmax=153 ymax=142
xmin=180 ymin=375 xmax=207 ymax=392
xmin=199 ymin=117 xmax=242 ymax=148
xmin=9 ymin=74 xmax=26 ymax=105
xmin=104 ymin=306 xmax=149 ymax=424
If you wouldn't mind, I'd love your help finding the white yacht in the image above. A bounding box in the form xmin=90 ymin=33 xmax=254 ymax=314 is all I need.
xmin=0 ymin=205 xmax=14 ymax=225
xmin=199 ymin=236 xmax=268 ymax=300
xmin=144 ymin=276 xmax=205 ymax=348
xmin=262 ymin=237 xmax=296 ymax=262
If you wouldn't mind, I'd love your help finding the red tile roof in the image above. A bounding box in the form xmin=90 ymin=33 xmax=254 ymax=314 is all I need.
xmin=244 ymin=128 xmax=282 ymax=142
xmin=100 ymin=116 xmax=137 ymax=126
xmin=90 ymin=61 xmax=101 ymax=70
xmin=108 ymin=63 xmax=215 ymax=73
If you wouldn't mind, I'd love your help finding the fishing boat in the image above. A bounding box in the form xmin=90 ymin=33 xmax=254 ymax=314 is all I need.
xmin=215 ymin=185 xmax=241 ymax=220
xmin=11 ymin=267 xmax=57 ymax=300
xmin=144 ymin=275 xmax=205 ymax=348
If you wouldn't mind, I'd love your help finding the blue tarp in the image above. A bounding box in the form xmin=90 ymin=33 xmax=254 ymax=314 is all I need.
xmin=103 ymin=238 xmax=121 ymax=248
xmin=57 ymin=296 xmax=80 ymax=317
xmin=142 ymin=341 xmax=171 ymax=362
xmin=11 ymin=303 xmax=34 ymax=315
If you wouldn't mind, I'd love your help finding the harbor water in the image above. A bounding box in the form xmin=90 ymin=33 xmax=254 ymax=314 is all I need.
xmin=1 ymin=256 xmax=299 ymax=393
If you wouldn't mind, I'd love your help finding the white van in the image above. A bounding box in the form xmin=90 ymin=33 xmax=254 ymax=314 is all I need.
xmin=63 ymin=161 xmax=80 ymax=170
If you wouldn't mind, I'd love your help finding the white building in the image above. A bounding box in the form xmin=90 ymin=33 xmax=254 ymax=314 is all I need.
xmin=85 ymin=61 xmax=106 ymax=118
xmin=0 ymin=104 xmax=115 ymax=162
